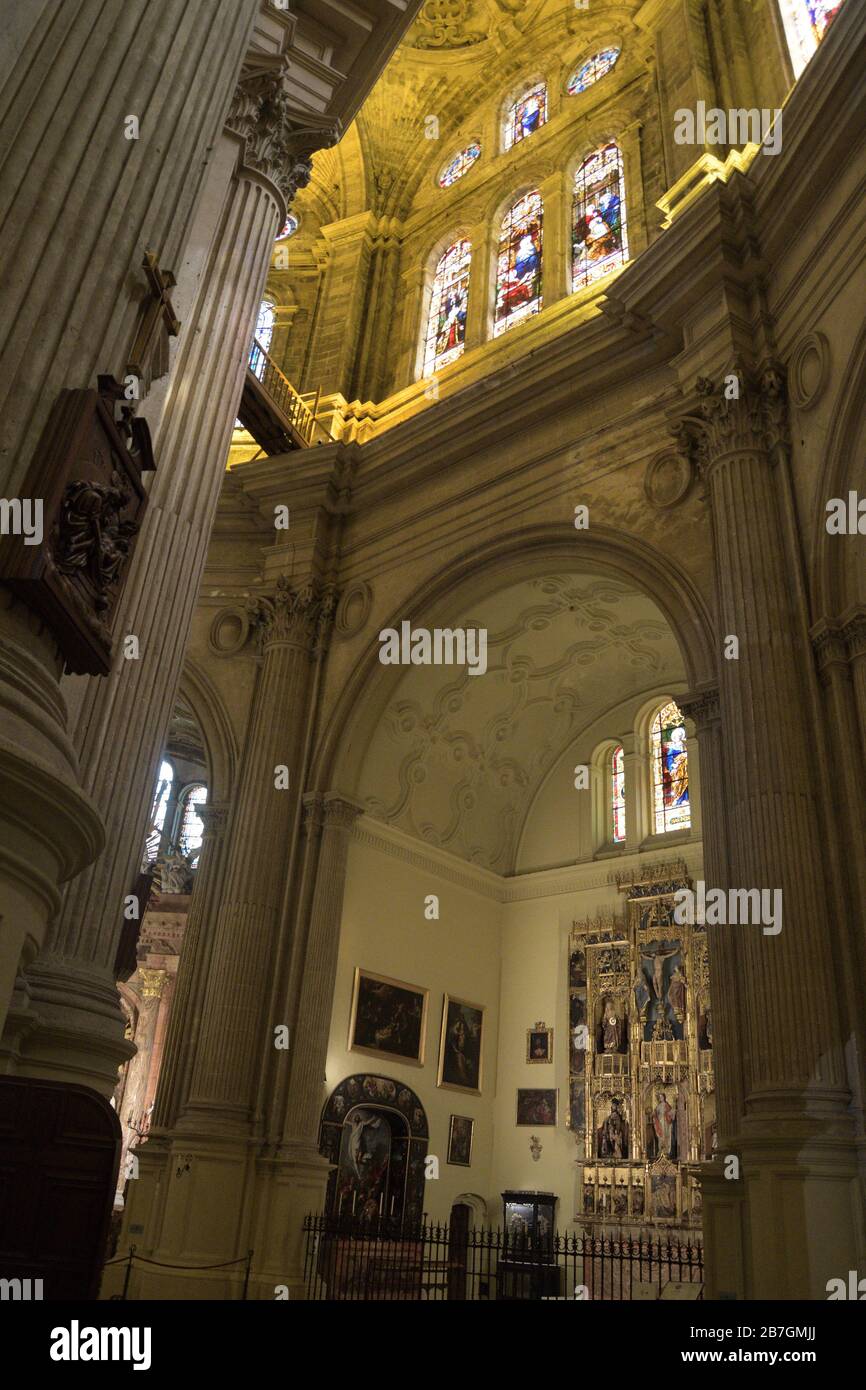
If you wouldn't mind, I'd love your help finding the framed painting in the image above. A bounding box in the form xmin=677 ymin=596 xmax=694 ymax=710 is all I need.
xmin=348 ymin=968 xmax=428 ymax=1066
xmin=526 ymin=1022 xmax=553 ymax=1063
xmin=516 ymin=1088 xmax=558 ymax=1126
xmin=437 ymin=994 xmax=484 ymax=1094
xmin=447 ymin=1115 xmax=475 ymax=1167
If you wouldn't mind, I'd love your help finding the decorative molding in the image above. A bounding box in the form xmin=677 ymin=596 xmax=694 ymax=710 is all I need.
xmin=409 ymin=0 xmax=488 ymax=50
xmin=199 ymin=803 xmax=230 ymax=837
xmin=352 ymin=813 xmax=703 ymax=904
xmin=644 ymin=448 xmax=693 ymax=510
xmin=788 ymin=331 xmax=830 ymax=411
xmin=246 ymin=575 xmax=338 ymax=655
xmin=677 ymin=686 xmax=721 ymax=730
xmin=208 ymin=605 xmax=251 ymax=657
xmin=674 ymin=364 xmax=790 ymax=477
xmin=226 ymin=60 xmax=341 ymax=212
xmin=138 ymin=967 xmax=167 ymax=1000
xmin=335 ymin=580 xmax=372 ymax=639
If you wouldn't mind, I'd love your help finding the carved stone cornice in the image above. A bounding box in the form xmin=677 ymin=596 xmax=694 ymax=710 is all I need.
xmin=322 ymin=795 xmax=364 ymax=833
xmin=843 ymin=610 xmax=866 ymax=662
xmin=199 ymin=803 xmax=230 ymax=837
xmin=302 ymin=792 xmax=363 ymax=837
xmin=225 ymin=61 xmax=341 ymax=212
xmin=674 ymin=363 xmax=790 ymax=478
xmin=246 ymin=576 xmax=338 ymax=656
xmin=812 ymin=609 xmax=866 ymax=672
xmin=678 ymin=685 xmax=721 ymax=732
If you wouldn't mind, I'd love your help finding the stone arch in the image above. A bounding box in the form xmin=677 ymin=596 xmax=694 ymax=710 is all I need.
xmin=177 ymin=658 xmax=239 ymax=807
xmin=309 ymin=523 xmax=716 ymax=801
xmin=810 ymin=318 xmax=866 ymax=621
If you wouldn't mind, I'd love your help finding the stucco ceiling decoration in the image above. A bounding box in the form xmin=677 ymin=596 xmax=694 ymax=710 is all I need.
xmin=360 ymin=573 xmax=682 ymax=872
xmin=410 ymin=0 xmax=489 ymax=49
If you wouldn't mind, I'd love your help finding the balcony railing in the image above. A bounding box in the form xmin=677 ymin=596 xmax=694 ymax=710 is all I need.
xmin=240 ymin=338 xmax=327 ymax=453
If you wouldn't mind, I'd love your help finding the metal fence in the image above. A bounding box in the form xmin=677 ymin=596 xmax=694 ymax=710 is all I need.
xmin=302 ymin=1213 xmax=703 ymax=1301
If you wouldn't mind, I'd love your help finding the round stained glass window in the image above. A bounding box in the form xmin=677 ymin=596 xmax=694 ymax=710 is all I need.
xmin=438 ymin=142 xmax=482 ymax=188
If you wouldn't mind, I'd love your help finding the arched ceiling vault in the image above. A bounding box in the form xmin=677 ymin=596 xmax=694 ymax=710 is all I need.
xmin=357 ymin=570 xmax=685 ymax=873
xmin=298 ymin=0 xmax=647 ymax=225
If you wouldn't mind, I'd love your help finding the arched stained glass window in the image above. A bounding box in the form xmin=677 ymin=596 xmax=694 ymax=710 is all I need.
xmin=567 ymin=47 xmax=621 ymax=95
xmin=178 ymin=784 xmax=207 ymax=859
xmin=503 ymin=83 xmax=547 ymax=151
xmin=144 ymin=759 xmax=173 ymax=863
xmin=423 ymin=239 xmax=471 ymax=375
xmin=651 ymin=701 xmax=690 ymax=835
xmin=778 ymin=1 xmax=844 ymax=77
xmin=251 ymin=299 xmax=275 ymax=380
xmin=572 ymin=142 xmax=628 ymax=292
xmin=494 ymin=191 xmax=543 ymax=336
xmin=439 ymin=142 xmax=482 ymax=188
xmin=276 ymin=213 xmax=298 ymax=241
xmin=612 ymin=745 xmax=625 ymax=843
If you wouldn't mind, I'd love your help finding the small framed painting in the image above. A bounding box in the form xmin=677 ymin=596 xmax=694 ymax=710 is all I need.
xmin=526 ymin=1022 xmax=553 ymax=1063
xmin=447 ymin=1115 xmax=475 ymax=1167
xmin=348 ymin=968 xmax=428 ymax=1065
xmin=516 ymin=1088 xmax=558 ymax=1126
xmin=437 ymin=994 xmax=484 ymax=1094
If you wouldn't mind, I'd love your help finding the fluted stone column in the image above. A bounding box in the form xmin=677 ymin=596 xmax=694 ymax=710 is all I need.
xmin=182 ymin=579 xmax=336 ymax=1133
xmin=150 ymin=802 xmax=232 ymax=1131
xmin=283 ymin=794 xmax=363 ymax=1146
xmin=0 ymin=0 xmax=260 ymax=1048
xmin=247 ymin=792 xmax=362 ymax=1296
xmin=4 ymin=63 xmax=338 ymax=1096
xmin=679 ymin=367 xmax=859 ymax=1297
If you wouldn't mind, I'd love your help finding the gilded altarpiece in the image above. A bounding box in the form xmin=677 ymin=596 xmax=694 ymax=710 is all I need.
xmin=568 ymin=864 xmax=714 ymax=1232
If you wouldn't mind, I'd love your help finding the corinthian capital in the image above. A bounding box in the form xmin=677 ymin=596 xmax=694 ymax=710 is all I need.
xmin=673 ymin=363 xmax=790 ymax=477
xmin=225 ymin=59 xmax=341 ymax=211
xmin=246 ymin=575 xmax=338 ymax=655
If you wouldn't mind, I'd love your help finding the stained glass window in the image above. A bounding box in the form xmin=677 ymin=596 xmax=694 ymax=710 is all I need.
xmin=567 ymin=47 xmax=621 ymax=95
xmin=651 ymin=701 xmax=690 ymax=835
xmin=276 ymin=213 xmax=298 ymax=241
xmin=503 ymin=84 xmax=547 ymax=151
xmin=572 ymin=142 xmax=628 ymax=292
xmin=612 ymin=745 xmax=625 ymax=843
xmin=423 ymin=239 xmax=471 ymax=375
xmin=494 ymin=192 xmax=543 ymax=336
xmin=439 ymin=143 xmax=482 ymax=188
xmin=251 ymin=299 xmax=275 ymax=381
xmin=178 ymin=784 xmax=207 ymax=859
xmin=778 ymin=1 xmax=844 ymax=77
xmin=144 ymin=760 xmax=173 ymax=863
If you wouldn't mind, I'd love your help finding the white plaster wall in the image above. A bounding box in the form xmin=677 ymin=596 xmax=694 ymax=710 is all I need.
xmin=326 ymin=832 xmax=502 ymax=1223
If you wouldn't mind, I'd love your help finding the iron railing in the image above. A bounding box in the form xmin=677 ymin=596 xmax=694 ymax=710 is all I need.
xmin=301 ymin=1213 xmax=703 ymax=1301
xmin=248 ymin=337 xmax=324 ymax=447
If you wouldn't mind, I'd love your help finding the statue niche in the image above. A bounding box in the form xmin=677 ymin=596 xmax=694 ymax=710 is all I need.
xmin=596 ymin=995 xmax=627 ymax=1054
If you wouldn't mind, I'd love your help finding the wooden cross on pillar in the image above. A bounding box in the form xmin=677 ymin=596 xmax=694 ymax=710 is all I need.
xmin=127 ymin=250 xmax=182 ymax=398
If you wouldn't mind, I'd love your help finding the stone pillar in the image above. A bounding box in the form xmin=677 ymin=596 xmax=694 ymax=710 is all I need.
xmin=150 ymin=801 xmax=232 ymax=1131
xmin=182 ymin=579 xmax=336 ymax=1133
xmin=0 ymin=0 xmax=261 ymax=1047
xmin=3 ymin=64 xmax=339 ymax=1097
xmin=464 ymin=219 xmax=494 ymax=352
xmin=538 ymin=172 xmax=568 ymax=308
xmin=620 ymin=733 xmax=640 ymax=853
xmin=283 ymin=795 xmax=363 ymax=1146
xmin=678 ymin=367 xmax=859 ymax=1297
xmin=247 ymin=792 xmax=363 ymax=1296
